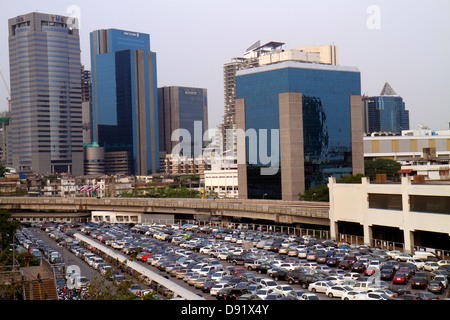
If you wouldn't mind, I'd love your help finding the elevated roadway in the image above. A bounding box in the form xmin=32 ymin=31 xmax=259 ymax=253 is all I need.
xmin=0 ymin=197 xmax=330 ymax=226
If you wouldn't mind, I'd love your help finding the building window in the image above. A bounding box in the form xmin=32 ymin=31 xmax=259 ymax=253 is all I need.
xmin=368 ymin=193 xmax=402 ymax=210
xmin=410 ymin=195 xmax=450 ymax=214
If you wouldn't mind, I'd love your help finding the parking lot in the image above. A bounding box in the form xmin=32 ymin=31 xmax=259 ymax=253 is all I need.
xmin=18 ymin=221 xmax=450 ymax=300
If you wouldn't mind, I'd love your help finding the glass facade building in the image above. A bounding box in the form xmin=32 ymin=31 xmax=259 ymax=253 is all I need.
xmin=158 ymin=86 xmax=208 ymax=158
xmin=363 ymin=83 xmax=409 ymax=134
xmin=90 ymin=29 xmax=159 ymax=175
xmin=7 ymin=12 xmax=83 ymax=175
xmin=236 ymin=61 xmax=362 ymax=200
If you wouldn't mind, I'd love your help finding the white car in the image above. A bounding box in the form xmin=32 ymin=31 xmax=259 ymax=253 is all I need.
xmin=273 ymin=285 xmax=294 ymax=297
xmin=210 ymin=283 xmax=231 ymax=296
xmin=308 ymin=281 xmax=334 ymax=294
xmin=437 ymin=260 xmax=450 ymax=267
xmin=254 ymin=288 xmax=273 ymax=300
xmin=300 ymin=293 xmax=319 ymax=300
xmin=386 ymin=250 xmax=403 ymax=259
xmin=325 ymin=276 xmax=344 ymax=285
xmin=353 ymin=291 xmax=393 ymax=300
xmin=342 ymin=272 xmax=361 ymax=281
xmin=423 ymin=261 xmax=440 ymax=271
xmin=394 ymin=253 xmax=413 ymax=262
xmin=406 ymin=258 xmax=425 ymax=270
xmin=199 ymin=246 xmax=212 ymax=254
xmin=297 ymin=250 xmax=308 ymax=258
xmin=325 ymin=285 xmax=354 ymax=298
xmin=433 ymin=275 xmax=448 ymax=288
xmin=260 ymin=278 xmax=278 ymax=289
xmin=341 ymin=290 xmax=361 ymax=300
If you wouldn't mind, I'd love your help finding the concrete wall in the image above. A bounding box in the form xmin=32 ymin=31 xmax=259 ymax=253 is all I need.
xmin=329 ymin=176 xmax=450 ymax=253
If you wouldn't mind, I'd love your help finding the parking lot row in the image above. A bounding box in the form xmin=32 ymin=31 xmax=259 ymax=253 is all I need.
xmin=72 ymin=222 xmax=450 ymax=300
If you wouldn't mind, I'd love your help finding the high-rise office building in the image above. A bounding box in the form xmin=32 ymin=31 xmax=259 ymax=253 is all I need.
xmin=222 ymin=42 xmax=338 ymax=153
xmin=363 ymin=82 xmax=409 ymax=134
xmin=158 ymin=86 xmax=208 ymax=158
xmin=7 ymin=12 xmax=83 ymax=175
xmin=235 ymin=61 xmax=363 ymax=200
xmin=90 ymin=28 xmax=159 ymax=176
xmin=81 ymin=65 xmax=92 ymax=145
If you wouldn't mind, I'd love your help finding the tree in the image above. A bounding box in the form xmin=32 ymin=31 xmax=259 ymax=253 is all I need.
xmin=364 ymin=159 xmax=401 ymax=181
xmin=297 ymin=174 xmax=366 ymax=202
xmin=0 ymin=164 xmax=9 ymax=178
xmin=0 ymin=210 xmax=20 ymax=256
xmin=298 ymin=184 xmax=329 ymax=202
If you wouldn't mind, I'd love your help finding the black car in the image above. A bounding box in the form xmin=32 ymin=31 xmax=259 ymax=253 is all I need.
xmin=380 ymin=268 xmax=395 ymax=280
xmin=326 ymin=257 xmax=338 ymax=267
xmin=350 ymin=262 xmax=366 ymax=273
xmin=271 ymin=269 xmax=288 ymax=281
xmin=225 ymin=288 xmax=249 ymax=300
xmin=216 ymin=287 xmax=233 ymax=300
xmin=338 ymin=260 xmax=352 ymax=270
xmin=397 ymin=294 xmax=419 ymax=300
xmin=201 ymin=280 xmax=217 ymax=293
xmin=411 ymin=276 xmax=428 ymax=289
xmin=256 ymin=263 xmax=273 ymax=274
xmin=294 ymin=274 xmax=325 ymax=289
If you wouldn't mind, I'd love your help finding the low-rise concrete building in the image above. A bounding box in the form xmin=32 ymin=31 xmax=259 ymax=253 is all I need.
xmin=328 ymin=176 xmax=450 ymax=256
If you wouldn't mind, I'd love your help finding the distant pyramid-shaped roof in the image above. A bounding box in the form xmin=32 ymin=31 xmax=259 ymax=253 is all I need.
xmin=380 ymin=82 xmax=398 ymax=96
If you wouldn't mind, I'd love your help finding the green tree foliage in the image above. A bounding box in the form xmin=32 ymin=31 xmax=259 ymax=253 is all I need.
xmin=0 ymin=210 xmax=20 ymax=256
xmin=364 ymin=159 xmax=401 ymax=181
xmin=298 ymin=184 xmax=330 ymax=202
xmin=0 ymin=164 xmax=9 ymax=178
xmin=121 ymin=186 xmax=202 ymax=198
xmin=298 ymin=174 xmax=366 ymax=202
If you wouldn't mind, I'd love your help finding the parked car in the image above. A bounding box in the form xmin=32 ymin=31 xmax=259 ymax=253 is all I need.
xmin=411 ymin=275 xmax=428 ymax=289
xmin=210 ymin=283 xmax=231 ymax=296
xmin=273 ymin=285 xmax=294 ymax=297
xmin=325 ymin=285 xmax=354 ymax=298
xmin=225 ymin=288 xmax=249 ymax=300
xmin=308 ymin=281 xmax=334 ymax=294
xmin=300 ymin=293 xmax=319 ymax=300
xmin=338 ymin=260 xmax=352 ymax=270
xmin=415 ymin=292 xmax=440 ymax=300
xmin=350 ymin=262 xmax=366 ymax=273
xmin=380 ymin=268 xmax=395 ymax=280
xmin=392 ymin=272 xmax=408 ymax=285
xmin=433 ymin=275 xmax=448 ymax=288
xmin=423 ymin=261 xmax=440 ymax=272
xmin=427 ymin=281 xmax=444 ymax=294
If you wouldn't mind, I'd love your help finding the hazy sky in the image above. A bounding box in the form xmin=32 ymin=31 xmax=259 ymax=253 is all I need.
xmin=1 ymin=0 xmax=449 ymax=131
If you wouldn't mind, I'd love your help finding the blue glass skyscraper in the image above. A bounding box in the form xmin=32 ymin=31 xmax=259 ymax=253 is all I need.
xmin=90 ymin=29 xmax=159 ymax=175
xmin=363 ymin=82 xmax=409 ymax=134
xmin=235 ymin=61 xmax=363 ymax=200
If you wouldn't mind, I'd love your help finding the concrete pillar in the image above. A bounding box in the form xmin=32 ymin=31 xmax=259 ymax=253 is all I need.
xmin=278 ymin=92 xmax=305 ymax=200
xmin=236 ymin=98 xmax=248 ymax=199
xmin=350 ymin=95 xmax=364 ymax=175
xmin=328 ymin=176 xmax=337 ymax=241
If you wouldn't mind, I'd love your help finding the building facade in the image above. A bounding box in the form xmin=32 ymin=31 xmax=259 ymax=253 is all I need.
xmin=363 ymin=82 xmax=409 ymax=134
xmin=157 ymin=86 xmax=208 ymax=158
xmin=90 ymin=28 xmax=159 ymax=176
xmin=328 ymin=176 xmax=450 ymax=255
xmin=7 ymin=12 xmax=84 ymax=175
xmin=364 ymin=128 xmax=450 ymax=161
xmin=236 ymin=61 xmax=363 ymax=200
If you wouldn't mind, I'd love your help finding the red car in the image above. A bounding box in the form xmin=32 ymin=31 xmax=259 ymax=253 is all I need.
xmin=139 ymin=252 xmax=151 ymax=262
xmin=393 ymin=272 xmax=408 ymax=284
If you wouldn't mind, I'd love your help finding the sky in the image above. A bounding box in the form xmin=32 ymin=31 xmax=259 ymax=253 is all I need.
xmin=0 ymin=0 xmax=449 ymax=131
